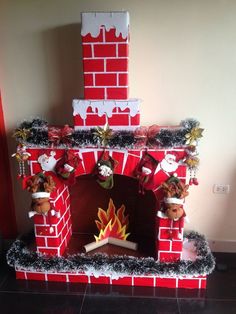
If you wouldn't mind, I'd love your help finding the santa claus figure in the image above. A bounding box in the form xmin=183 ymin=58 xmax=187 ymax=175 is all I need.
xmin=38 ymin=151 xmax=58 ymax=172
xmin=155 ymin=153 xmax=179 ymax=175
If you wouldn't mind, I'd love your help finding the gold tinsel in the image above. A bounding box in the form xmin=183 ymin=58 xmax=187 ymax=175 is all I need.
xmin=185 ymin=127 xmax=204 ymax=145
xmin=93 ymin=123 xmax=113 ymax=146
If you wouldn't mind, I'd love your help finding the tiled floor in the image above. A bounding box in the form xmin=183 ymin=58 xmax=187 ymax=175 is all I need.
xmin=0 ymin=252 xmax=236 ymax=314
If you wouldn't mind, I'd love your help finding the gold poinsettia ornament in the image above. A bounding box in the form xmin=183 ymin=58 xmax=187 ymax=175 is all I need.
xmin=93 ymin=122 xmax=113 ymax=146
xmin=13 ymin=128 xmax=31 ymax=141
xmin=185 ymin=127 xmax=204 ymax=145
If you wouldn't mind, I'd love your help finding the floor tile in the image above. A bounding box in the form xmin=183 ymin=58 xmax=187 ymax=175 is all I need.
xmin=81 ymin=295 xmax=180 ymax=314
xmin=178 ymin=298 xmax=236 ymax=314
xmin=206 ymin=268 xmax=236 ymax=299
xmin=1 ymin=270 xmax=87 ymax=295
xmin=0 ymin=291 xmax=84 ymax=314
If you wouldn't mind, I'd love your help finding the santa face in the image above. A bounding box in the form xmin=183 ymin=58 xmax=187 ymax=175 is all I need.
xmin=38 ymin=152 xmax=57 ymax=172
xmin=160 ymin=154 xmax=179 ymax=173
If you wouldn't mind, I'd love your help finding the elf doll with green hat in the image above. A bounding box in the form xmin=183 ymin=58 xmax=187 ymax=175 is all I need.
xmin=96 ymin=151 xmax=118 ymax=189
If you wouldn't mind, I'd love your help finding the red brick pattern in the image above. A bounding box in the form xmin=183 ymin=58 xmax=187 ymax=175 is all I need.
xmin=82 ymin=26 xmax=129 ymax=100
xmin=34 ymin=185 xmax=72 ymax=256
xmin=15 ymin=269 xmax=207 ymax=289
xmin=156 ymin=217 xmax=184 ymax=262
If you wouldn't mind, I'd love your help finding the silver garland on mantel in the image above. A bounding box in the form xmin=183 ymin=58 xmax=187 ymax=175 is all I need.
xmin=7 ymin=231 xmax=215 ymax=278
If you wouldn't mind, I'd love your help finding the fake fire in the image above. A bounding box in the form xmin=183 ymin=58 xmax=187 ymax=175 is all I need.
xmin=94 ymin=199 xmax=130 ymax=242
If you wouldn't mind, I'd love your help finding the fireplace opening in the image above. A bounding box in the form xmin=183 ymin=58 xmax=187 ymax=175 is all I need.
xmin=67 ymin=174 xmax=157 ymax=258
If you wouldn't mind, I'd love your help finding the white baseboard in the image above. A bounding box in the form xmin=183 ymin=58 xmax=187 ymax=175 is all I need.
xmin=208 ymin=239 xmax=236 ymax=253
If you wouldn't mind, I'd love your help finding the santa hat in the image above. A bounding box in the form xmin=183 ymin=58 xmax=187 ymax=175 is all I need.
xmin=164 ymin=197 xmax=184 ymax=205
xmin=32 ymin=192 xmax=50 ymax=199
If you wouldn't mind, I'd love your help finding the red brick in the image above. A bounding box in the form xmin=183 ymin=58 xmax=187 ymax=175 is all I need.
xmin=59 ymin=240 xmax=66 ymax=256
xmin=85 ymin=113 xmax=106 ymax=126
xmin=118 ymin=73 xmax=128 ymax=86
xmin=84 ymin=73 xmax=94 ymax=86
xmin=90 ymin=276 xmax=111 ymax=285
xmin=94 ymin=44 xmax=116 ymax=57
xmin=83 ymin=59 xmax=104 ymax=72
xmin=63 ymin=208 xmax=71 ymax=224
xmin=95 ymin=73 xmax=117 ymax=86
xmin=47 ymin=274 xmax=67 ymax=282
xmin=171 ymin=241 xmax=183 ymax=252
xmin=69 ymin=274 xmax=89 ymax=283
xmin=55 ymin=218 xmax=65 ymax=235
xmin=81 ymin=151 xmax=96 ymax=174
xmin=82 ymin=44 xmax=92 ymax=57
xmin=156 ymin=277 xmax=177 ymax=288
xmin=111 ymin=151 xmax=125 ymax=174
xmin=159 ymin=228 xmax=180 ymax=240
xmin=111 ymin=277 xmax=132 ymax=286
xmin=130 ymin=113 xmax=140 ymax=126
xmin=16 ymin=271 xmax=26 ymax=280
xmin=33 ymin=215 xmax=45 ymax=225
xmin=157 ymin=240 xmax=171 ymax=251
xmin=178 ymin=278 xmax=200 ymax=289
xmin=35 ymin=236 xmax=46 ymax=247
xmin=106 ymin=58 xmax=128 ymax=72
xmin=159 ymin=252 xmax=181 ymax=262
xmin=82 ymin=29 xmax=104 ymax=43
xmin=118 ymin=43 xmax=129 ymax=57
xmin=158 ymin=217 xmax=172 ymax=228
xmin=38 ymin=248 xmax=58 ymax=256
xmin=35 ymin=225 xmax=56 ymax=237
xmin=201 ymin=278 xmax=207 ymax=289
xmin=84 ymin=87 xmax=105 ymax=99
xmin=73 ymin=115 xmax=84 ymax=126
xmin=123 ymin=154 xmax=140 ymax=176
xmin=108 ymin=114 xmax=129 ymax=126
xmin=133 ymin=277 xmax=154 ymax=287
xmin=127 ymin=150 xmax=141 ymax=157
xmin=107 ymin=88 xmax=128 ymax=99
xmin=47 ymin=237 xmax=60 ymax=247
xmin=105 ymin=28 xmax=128 ymax=42
xmin=27 ymin=272 xmax=46 ymax=281
xmin=61 ymin=224 xmax=69 ymax=240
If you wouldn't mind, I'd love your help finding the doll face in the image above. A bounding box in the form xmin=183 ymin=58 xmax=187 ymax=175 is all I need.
xmin=165 ymin=204 xmax=184 ymax=220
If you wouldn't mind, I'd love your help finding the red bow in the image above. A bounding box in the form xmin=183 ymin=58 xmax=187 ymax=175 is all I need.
xmin=48 ymin=125 xmax=73 ymax=146
xmin=134 ymin=125 xmax=160 ymax=147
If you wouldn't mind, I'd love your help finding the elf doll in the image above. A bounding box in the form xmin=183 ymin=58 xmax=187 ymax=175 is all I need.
xmin=96 ymin=152 xmax=117 ymax=189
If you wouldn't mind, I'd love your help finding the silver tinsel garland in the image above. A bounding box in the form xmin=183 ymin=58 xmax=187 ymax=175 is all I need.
xmin=7 ymin=231 xmax=215 ymax=277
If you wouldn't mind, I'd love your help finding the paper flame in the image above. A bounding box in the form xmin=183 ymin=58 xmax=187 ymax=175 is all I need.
xmin=94 ymin=198 xmax=130 ymax=242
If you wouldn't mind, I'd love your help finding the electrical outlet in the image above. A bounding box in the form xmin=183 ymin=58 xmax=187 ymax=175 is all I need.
xmin=213 ymin=184 xmax=230 ymax=194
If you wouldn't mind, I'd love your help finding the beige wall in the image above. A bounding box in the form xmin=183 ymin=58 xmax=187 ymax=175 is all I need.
xmin=0 ymin=0 xmax=236 ymax=246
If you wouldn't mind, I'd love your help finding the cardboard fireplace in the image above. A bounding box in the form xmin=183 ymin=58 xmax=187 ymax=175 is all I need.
xmin=8 ymin=11 xmax=215 ymax=289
